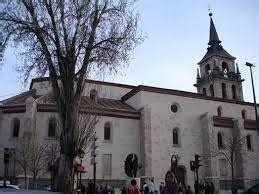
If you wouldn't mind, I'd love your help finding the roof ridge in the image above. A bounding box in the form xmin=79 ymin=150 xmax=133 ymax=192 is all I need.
xmin=1 ymin=89 xmax=36 ymax=105
xmin=29 ymin=77 xmax=136 ymax=90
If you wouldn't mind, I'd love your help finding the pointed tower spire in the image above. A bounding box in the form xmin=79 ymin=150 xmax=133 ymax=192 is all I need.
xmin=208 ymin=13 xmax=221 ymax=46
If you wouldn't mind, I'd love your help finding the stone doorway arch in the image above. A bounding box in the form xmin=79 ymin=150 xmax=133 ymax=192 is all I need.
xmin=176 ymin=165 xmax=186 ymax=186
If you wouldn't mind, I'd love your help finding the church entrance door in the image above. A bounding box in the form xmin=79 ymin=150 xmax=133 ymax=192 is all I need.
xmin=176 ymin=166 xmax=186 ymax=186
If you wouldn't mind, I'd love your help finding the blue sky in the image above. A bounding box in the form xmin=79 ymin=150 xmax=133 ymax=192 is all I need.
xmin=0 ymin=0 xmax=259 ymax=102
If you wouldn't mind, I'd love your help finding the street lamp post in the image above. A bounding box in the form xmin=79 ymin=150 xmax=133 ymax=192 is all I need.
xmin=245 ymin=62 xmax=259 ymax=133
xmin=245 ymin=62 xmax=259 ymax=183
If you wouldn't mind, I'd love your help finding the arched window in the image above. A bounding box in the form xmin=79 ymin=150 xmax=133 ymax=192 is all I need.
xmin=217 ymin=132 xmax=223 ymax=148
xmin=104 ymin=123 xmax=111 ymax=141
xmin=246 ymin=135 xmax=252 ymax=150
xmin=173 ymin=128 xmax=179 ymax=145
xmin=217 ymin=106 xmax=222 ymax=117
xmin=222 ymin=83 xmax=227 ymax=98
xmin=12 ymin=118 xmax=20 ymax=138
xmin=205 ymin=64 xmax=211 ymax=75
xmin=90 ymin=89 xmax=97 ymax=101
xmin=241 ymin=110 xmax=246 ymax=119
xmin=48 ymin=118 xmax=56 ymax=137
xmin=210 ymin=84 xmax=214 ymax=97
xmin=203 ymin=88 xmax=207 ymax=95
xmin=222 ymin=62 xmax=229 ymax=72
xmin=232 ymin=85 xmax=237 ymax=99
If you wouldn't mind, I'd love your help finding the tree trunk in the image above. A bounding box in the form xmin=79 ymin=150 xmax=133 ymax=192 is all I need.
xmin=56 ymin=84 xmax=79 ymax=192
xmin=32 ymin=175 xmax=36 ymax=189
xmin=24 ymin=170 xmax=27 ymax=189
xmin=231 ymin=157 xmax=235 ymax=194
xmin=56 ymin=153 xmax=74 ymax=192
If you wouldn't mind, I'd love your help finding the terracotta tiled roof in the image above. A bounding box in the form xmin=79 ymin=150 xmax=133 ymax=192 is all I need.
xmin=0 ymin=90 xmax=140 ymax=119
xmin=1 ymin=89 xmax=39 ymax=105
xmin=121 ymin=85 xmax=259 ymax=107
xmin=29 ymin=77 xmax=136 ymax=90
xmin=36 ymin=92 xmax=138 ymax=113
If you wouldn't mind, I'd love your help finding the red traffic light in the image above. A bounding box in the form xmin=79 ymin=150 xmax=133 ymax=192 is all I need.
xmin=190 ymin=161 xmax=196 ymax=171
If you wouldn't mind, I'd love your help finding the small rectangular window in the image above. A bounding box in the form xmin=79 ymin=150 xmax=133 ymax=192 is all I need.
xmin=219 ymin=159 xmax=227 ymax=176
xmin=103 ymin=154 xmax=112 ymax=176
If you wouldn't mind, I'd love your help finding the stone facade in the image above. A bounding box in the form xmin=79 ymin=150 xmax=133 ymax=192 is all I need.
xmin=0 ymin=14 xmax=258 ymax=192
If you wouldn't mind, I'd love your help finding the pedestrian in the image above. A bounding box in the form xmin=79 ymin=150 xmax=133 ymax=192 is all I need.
xmin=121 ymin=186 xmax=127 ymax=194
xmin=159 ymin=182 xmax=165 ymax=193
xmin=128 ymin=179 xmax=140 ymax=194
xmin=178 ymin=183 xmax=183 ymax=194
xmin=102 ymin=184 xmax=109 ymax=194
xmin=149 ymin=180 xmax=155 ymax=194
xmin=204 ymin=182 xmax=210 ymax=194
xmin=210 ymin=182 xmax=214 ymax=194
xmin=87 ymin=181 xmax=93 ymax=194
xmin=110 ymin=186 xmax=115 ymax=194
xmin=81 ymin=184 xmax=86 ymax=194
xmin=160 ymin=171 xmax=178 ymax=194
xmin=185 ymin=185 xmax=193 ymax=194
xmin=143 ymin=182 xmax=149 ymax=194
xmin=96 ymin=185 xmax=100 ymax=194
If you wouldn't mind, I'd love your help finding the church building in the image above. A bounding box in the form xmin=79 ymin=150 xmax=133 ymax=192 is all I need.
xmin=0 ymin=14 xmax=258 ymax=191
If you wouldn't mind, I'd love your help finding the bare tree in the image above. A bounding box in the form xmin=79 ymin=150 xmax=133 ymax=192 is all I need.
xmin=14 ymin=133 xmax=59 ymax=189
xmin=209 ymin=121 xmax=247 ymax=193
xmin=27 ymin=139 xmax=50 ymax=189
xmin=0 ymin=0 xmax=143 ymax=191
xmin=14 ymin=139 xmax=31 ymax=189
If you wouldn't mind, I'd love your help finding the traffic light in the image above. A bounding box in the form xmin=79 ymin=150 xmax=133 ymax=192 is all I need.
xmin=3 ymin=149 xmax=9 ymax=164
xmin=190 ymin=160 xmax=196 ymax=171
xmin=194 ymin=154 xmax=202 ymax=169
xmin=90 ymin=132 xmax=98 ymax=165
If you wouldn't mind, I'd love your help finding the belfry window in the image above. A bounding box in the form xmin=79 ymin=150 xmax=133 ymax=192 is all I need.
xmin=241 ymin=110 xmax=246 ymax=119
xmin=217 ymin=132 xmax=223 ymax=149
xmin=217 ymin=106 xmax=222 ymax=117
xmin=205 ymin=64 xmax=211 ymax=75
xmin=12 ymin=118 xmax=20 ymax=138
xmin=90 ymin=89 xmax=97 ymax=101
xmin=246 ymin=135 xmax=252 ymax=151
xmin=104 ymin=123 xmax=111 ymax=141
xmin=232 ymin=85 xmax=237 ymax=99
xmin=222 ymin=83 xmax=227 ymax=98
xmin=173 ymin=128 xmax=179 ymax=145
xmin=203 ymin=88 xmax=207 ymax=95
xmin=210 ymin=84 xmax=214 ymax=97
xmin=222 ymin=62 xmax=229 ymax=72
xmin=48 ymin=118 xmax=56 ymax=137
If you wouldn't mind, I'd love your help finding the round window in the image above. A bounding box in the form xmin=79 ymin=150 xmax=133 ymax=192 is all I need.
xmin=171 ymin=104 xmax=178 ymax=113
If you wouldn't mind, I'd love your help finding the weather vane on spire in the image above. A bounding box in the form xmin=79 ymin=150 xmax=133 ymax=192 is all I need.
xmin=208 ymin=0 xmax=213 ymax=17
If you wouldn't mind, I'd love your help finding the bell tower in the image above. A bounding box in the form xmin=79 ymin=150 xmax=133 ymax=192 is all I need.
xmin=195 ymin=13 xmax=244 ymax=101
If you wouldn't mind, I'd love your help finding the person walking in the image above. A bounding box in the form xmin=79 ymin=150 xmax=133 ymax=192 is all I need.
xmin=185 ymin=186 xmax=193 ymax=194
xmin=204 ymin=182 xmax=210 ymax=194
xmin=149 ymin=180 xmax=155 ymax=194
xmin=210 ymin=182 xmax=214 ymax=194
xmin=159 ymin=182 xmax=165 ymax=194
xmin=143 ymin=182 xmax=149 ymax=194
xmin=160 ymin=171 xmax=178 ymax=194
xmin=121 ymin=186 xmax=127 ymax=194
xmin=178 ymin=182 xmax=184 ymax=194
xmin=128 ymin=179 xmax=140 ymax=194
